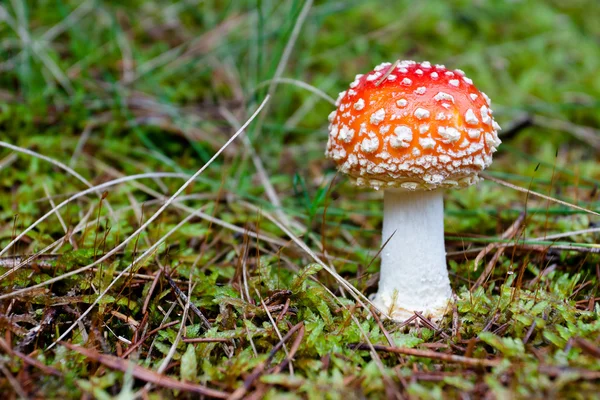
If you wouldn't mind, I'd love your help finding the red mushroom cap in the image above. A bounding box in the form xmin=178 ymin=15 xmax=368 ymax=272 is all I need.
xmin=326 ymin=60 xmax=501 ymax=190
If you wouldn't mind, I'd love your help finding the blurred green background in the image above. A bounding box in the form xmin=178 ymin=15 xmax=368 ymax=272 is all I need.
xmin=2 ymin=0 xmax=599 ymax=222
xmin=1 ymin=0 xmax=599 ymax=398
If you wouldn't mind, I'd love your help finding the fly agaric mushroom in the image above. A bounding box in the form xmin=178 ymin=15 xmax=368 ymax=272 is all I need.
xmin=326 ymin=60 xmax=501 ymax=321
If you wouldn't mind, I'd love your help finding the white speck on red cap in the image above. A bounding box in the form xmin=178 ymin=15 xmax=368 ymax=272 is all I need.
xmin=396 ymin=99 xmax=408 ymax=108
xmin=465 ymin=109 xmax=479 ymax=125
xmin=419 ymin=137 xmax=436 ymax=149
xmin=390 ymin=126 xmax=413 ymax=149
xmin=361 ymin=137 xmax=379 ymax=153
xmin=433 ymin=92 xmax=455 ymax=103
xmin=354 ymin=98 xmax=365 ymax=110
xmin=414 ymin=108 xmax=430 ymax=120
xmin=370 ymin=108 xmax=386 ymax=125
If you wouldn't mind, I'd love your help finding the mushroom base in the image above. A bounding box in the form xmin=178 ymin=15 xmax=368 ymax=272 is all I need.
xmin=372 ymin=189 xmax=453 ymax=323
xmin=370 ymin=293 xmax=451 ymax=322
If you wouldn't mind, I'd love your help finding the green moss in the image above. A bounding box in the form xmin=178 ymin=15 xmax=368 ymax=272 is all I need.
xmin=0 ymin=0 xmax=598 ymax=397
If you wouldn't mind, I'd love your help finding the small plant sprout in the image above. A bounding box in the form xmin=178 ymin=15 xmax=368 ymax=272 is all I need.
xmin=326 ymin=60 xmax=502 ymax=321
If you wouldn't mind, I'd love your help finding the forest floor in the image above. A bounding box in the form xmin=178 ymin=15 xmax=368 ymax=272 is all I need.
xmin=0 ymin=1 xmax=599 ymax=398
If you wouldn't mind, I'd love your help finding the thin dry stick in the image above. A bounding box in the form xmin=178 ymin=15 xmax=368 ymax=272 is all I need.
xmin=1 ymin=96 xmax=269 ymax=298
xmin=220 ymin=107 xmax=304 ymax=232
xmin=88 ymin=158 xmax=292 ymax=248
xmin=448 ymin=237 xmax=600 ymax=258
xmin=375 ymin=60 xmax=399 ymax=86
xmin=481 ymin=173 xmax=600 ymax=217
xmin=122 ymin=321 xmax=179 ymax=359
xmin=241 ymin=241 xmax=252 ymax=305
xmin=269 ymin=322 xmax=305 ymax=374
xmin=350 ymin=343 xmax=500 ymax=368
xmin=165 ymin=273 xmax=211 ymax=331
xmin=474 ymin=250 xmax=505 ymax=288
xmin=145 ymin=302 xmax=177 ymax=364
xmin=240 ymin=200 xmax=380 ymax=316
xmin=142 ymin=270 xmax=162 ymax=315
xmin=62 ymin=342 xmax=229 ymax=398
xmin=143 ymin=281 xmax=193 ymax=395
xmin=473 ymin=213 xmax=525 ymax=271
xmin=47 ymin=212 xmax=196 ymax=350
xmin=256 ymin=288 xmax=293 ymax=375
xmin=534 ymin=227 xmax=600 ymax=242
xmin=0 ymin=173 xmax=187 ymax=282
xmin=182 ymin=338 xmax=231 ymax=343
xmin=455 ymin=227 xmax=600 ymax=256
xmin=0 ymin=153 xmax=18 ymax=170
xmin=46 ymin=96 xmax=271 ymax=349
xmin=537 ymin=365 xmax=600 ymax=381
xmin=370 ymin=306 xmax=399 ymax=352
xmin=254 ymin=78 xmax=335 ymax=105
xmin=43 ymin=184 xmax=69 ymax=234
xmin=572 ymin=337 xmax=600 ymax=359
xmin=0 ymin=363 xmax=28 ymax=399
xmin=0 ymin=338 xmax=61 ymax=376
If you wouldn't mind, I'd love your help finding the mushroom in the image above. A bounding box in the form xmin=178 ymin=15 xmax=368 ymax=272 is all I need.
xmin=326 ymin=60 xmax=501 ymax=321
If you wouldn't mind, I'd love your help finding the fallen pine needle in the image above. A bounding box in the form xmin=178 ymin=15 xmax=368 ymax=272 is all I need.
xmin=349 ymin=343 xmax=500 ymax=368
xmin=61 ymin=342 xmax=230 ymax=398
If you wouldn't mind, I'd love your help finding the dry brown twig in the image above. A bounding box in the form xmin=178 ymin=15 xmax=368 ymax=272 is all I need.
xmin=471 ymin=212 xmax=526 ymax=289
xmin=121 ymin=321 xmax=179 ymax=359
xmin=0 ymin=337 xmax=62 ymax=377
xmin=349 ymin=343 xmax=500 ymax=368
xmin=61 ymin=342 xmax=230 ymax=398
xmin=481 ymin=173 xmax=600 ymax=218
xmin=375 ymin=60 xmax=400 ymax=87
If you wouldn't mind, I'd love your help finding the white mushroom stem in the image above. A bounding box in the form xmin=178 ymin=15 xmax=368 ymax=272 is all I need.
xmin=371 ymin=189 xmax=452 ymax=322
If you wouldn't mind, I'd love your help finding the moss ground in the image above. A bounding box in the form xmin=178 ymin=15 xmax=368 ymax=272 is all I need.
xmin=0 ymin=1 xmax=599 ymax=398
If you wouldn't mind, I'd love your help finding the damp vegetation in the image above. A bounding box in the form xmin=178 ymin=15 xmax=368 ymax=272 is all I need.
xmin=0 ymin=1 xmax=599 ymax=398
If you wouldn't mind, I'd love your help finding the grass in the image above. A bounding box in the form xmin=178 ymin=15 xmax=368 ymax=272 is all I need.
xmin=0 ymin=0 xmax=599 ymax=398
